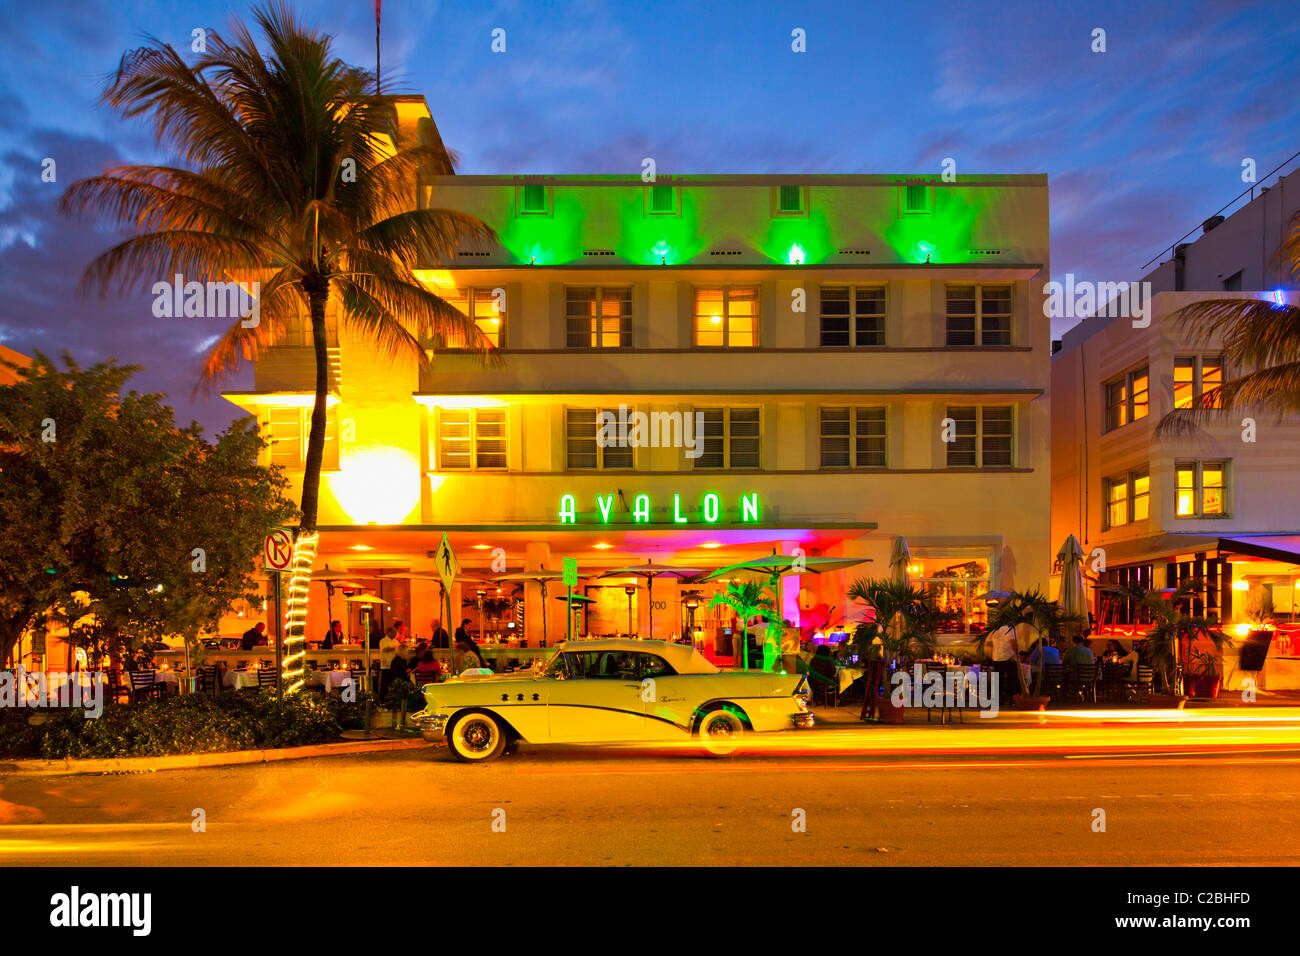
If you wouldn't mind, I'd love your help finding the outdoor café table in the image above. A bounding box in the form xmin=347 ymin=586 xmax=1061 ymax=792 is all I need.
xmin=223 ymin=669 xmax=259 ymax=690
xmin=837 ymin=666 xmax=864 ymax=693
xmin=152 ymin=670 xmax=179 ymax=694
xmin=312 ymin=669 xmax=354 ymax=692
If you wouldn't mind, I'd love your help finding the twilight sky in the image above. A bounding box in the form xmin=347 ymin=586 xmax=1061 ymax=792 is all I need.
xmin=1 ymin=0 xmax=1297 ymax=435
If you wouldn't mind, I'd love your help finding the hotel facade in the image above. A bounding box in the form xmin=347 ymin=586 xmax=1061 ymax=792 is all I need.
xmin=225 ymin=100 xmax=1053 ymax=656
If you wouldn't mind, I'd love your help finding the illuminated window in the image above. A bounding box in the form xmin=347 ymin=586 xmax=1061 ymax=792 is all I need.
xmin=1175 ymin=460 xmax=1229 ymax=517
xmin=1104 ymin=366 xmax=1149 ymax=431
xmin=819 ymin=407 xmax=887 ymax=468
xmin=565 ymin=288 xmax=632 ymax=349
xmin=695 ymin=408 xmax=760 ymax=469
xmin=437 ymin=408 xmax=506 ymax=471
xmin=273 ymin=311 xmax=338 ymax=349
xmin=820 ymin=285 xmax=886 ymax=347
xmin=946 ymin=406 xmax=1013 ymax=467
xmin=441 ymin=288 xmax=504 ymax=348
xmin=946 ymin=285 xmax=1012 ymax=346
xmin=694 ymin=288 xmax=758 ymax=347
xmin=267 ymin=407 xmax=338 ymax=470
xmin=1104 ymin=469 xmax=1149 ymax=529
xmin=1173 ymin=355 xmax=1223 ymax=409
xmin=565 ymin=408 xmax=634 ymax=470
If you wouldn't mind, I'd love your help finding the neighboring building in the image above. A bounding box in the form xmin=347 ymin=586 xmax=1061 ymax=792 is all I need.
xmin=226 ymin=97 xmax=1053 ymax=657
xmin=1143 ymin=167 xmax=1300 ymax=294
xmin=0 ymin=343 xmax=31 ymax=385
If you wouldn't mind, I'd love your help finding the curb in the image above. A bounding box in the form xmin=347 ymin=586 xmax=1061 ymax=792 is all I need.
xmin=1 ymin=736 xmax=429 ymax=776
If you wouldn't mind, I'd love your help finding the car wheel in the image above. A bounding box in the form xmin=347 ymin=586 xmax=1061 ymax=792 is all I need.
xmin=696 ymin=705 xmax=746 ymax=757
xmin=447 ymin=711 xmax=507 ymax=763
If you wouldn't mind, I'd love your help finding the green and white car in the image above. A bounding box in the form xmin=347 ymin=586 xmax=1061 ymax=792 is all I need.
xmin=417 ymin=638 xmax=814 ymax=762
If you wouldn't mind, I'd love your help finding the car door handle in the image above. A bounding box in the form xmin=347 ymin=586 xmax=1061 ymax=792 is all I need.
xmin=623 ymin=683 xmax=642 ymax=688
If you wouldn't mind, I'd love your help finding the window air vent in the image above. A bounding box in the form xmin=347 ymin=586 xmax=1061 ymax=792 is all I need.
xmin=709 ymin=249 xmax=744 ymax=256
xmin=457 ymin=250 xmax=492 ymax=257
xmin=837 ymin=248 xmax=871 ymax=255
xmin=521 ymin=183 xmax=547 ymax=213
xmin=778 ymin=184 xmax=803 ymax=212
xmin=583 ymin=249 xmax=615 ymax=257
xmin=969 ymin=248 xmax=1003 ymax=256
xmin=649 ymin=184 xmax=675 ymax=213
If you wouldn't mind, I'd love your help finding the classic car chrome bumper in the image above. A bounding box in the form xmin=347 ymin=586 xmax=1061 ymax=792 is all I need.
xmin=417 ymin=713 xmax=449 ymax=744
xmin=792 ymin=712 xmax=815 ymax=729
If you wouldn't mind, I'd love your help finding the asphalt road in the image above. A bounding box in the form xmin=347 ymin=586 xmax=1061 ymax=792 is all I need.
xmin=4 ymin=722 xmax=1300 ymax=865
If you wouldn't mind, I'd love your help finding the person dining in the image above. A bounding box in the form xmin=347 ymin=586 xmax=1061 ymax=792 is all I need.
xmin=986 ymin=621 xmax=1020 ymax=699
xmin=1118 ymin=642 xmax=1141 ymax=681
xmin=1062 ymin=634 xmax=1095 ymax=680
xmin=240 ymin=621 xmax=267 ymax=650
xmin=413 ymin=650 xmax=442 ymax=684
xmin=453 ymin=634 xmax=487 ymax=674
xmin=1026 ymin=637 xmax=1060 ymax=676
xmin=321 ymin=620 xmax=343 ymax=649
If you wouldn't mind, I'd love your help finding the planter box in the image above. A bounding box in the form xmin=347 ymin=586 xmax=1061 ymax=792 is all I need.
xmin=1238 ymin=631 xmax=1273 ymax=672
xmin=1185 ymin=675 xmax=1221 ymax=699
xmin=874 ymin=693 xmax=906 ymax=724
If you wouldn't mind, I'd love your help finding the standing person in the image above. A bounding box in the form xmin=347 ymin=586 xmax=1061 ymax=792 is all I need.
xmin=240 ymin=621 xmax=267 ymax=651
xmin=379 ymin=627 xmax=399 ymax=697
xmin=429 ymin=619 xmax=450 ymax=649
xmin=392 ymin=620 xmax=412 ymax=663
xmin=986 ymin=621 xmax=1021 ymax=700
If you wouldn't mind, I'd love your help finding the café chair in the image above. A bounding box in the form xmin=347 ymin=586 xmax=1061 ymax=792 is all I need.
xmin=127 ymin=668 xmax=161 ymax=704
xmin=1063 ymin=662 xmax=1097 ymax=704
xmin=196 ymin=665 xmax=220 ymax=695
xmin=257 ymin=667 xmax=278 ymax=690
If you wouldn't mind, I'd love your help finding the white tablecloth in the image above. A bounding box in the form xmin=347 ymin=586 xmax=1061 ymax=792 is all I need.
xmin=838 ymin=667 xmax=864 ymax=692
xmin=312 ymin=670 xmax=356 ymax=692
xmin=153 ymin=671 xmax=179 ymax=691
xmin=224 ymin=670 xmax=261 ymax=690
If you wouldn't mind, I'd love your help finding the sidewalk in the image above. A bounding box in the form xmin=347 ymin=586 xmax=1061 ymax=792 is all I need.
xmin=1 ymin=732 xmax=428 ymax=777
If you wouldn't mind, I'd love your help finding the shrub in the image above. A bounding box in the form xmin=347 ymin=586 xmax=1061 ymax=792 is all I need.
xmin=0 ymin=690 xmax=351 ymax=759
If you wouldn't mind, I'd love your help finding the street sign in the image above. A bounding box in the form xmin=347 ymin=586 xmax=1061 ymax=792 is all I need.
xmin=435 ymin=532 xmax=460 ymax=592
xmin=264 ymin=527 xmax=294 ymax=572
xmin=563 ymin=557 xmax=577 ymax=588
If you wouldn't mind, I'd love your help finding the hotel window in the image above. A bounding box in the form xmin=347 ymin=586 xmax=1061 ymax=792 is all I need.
xmin=695 ymin=408 xmax=761 ymax=470
xmin=946 ymin=285 xmax=1012 ymax=346
xmin=441 ymin=288 xmax=504 ymax=348
xmin=565 ymin=408 xmax=634 ymax=470
xmin=945 ymin=406 xmax=1013 ymax=467
xmin=694 ymin=287 xmax=758 ymax=347
xmin=820 ymin=285 xmax=886 ymax=347
xmin=1103 ymin=366 xmax=1150 ymax=431
xmin=1175 ymin=460 xmax=1229 ymax=517
xmin=1173 ymin=355 xmax=1224 ymax=409
xmin=819 ymin=407 xmax=887 ymax=468
xmin=437 ymin=408 xmax=506 ymax=471
xmin=274 ymin=312 xmax=337 ymax=349
xmin=565 ymin=287 xmax=632 ymax=349
xmin=267 ymin=407 xmax=338 ymax=470
xmin=1104 ymin=470 xmax=1149 ymax=529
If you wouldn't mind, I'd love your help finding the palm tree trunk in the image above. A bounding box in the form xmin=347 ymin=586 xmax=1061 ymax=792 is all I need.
xmin=280 ymin=281 xmax=330 ymax=694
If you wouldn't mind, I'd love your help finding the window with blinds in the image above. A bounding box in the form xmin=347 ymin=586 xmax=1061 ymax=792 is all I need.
xmin=945 ymin=406 xmax=1013 ymax=467
xmin=565 ymin=408 xmax=634 ymax=470
xmin=694 ymin=408 xmax=761 ymax=469
xmin=565 ymin=287 xmax=632 ymax=348
xmin=649 ymin=184 xmax=676 ymax=214
xmin=266 ymin=407 xmax=338 ymax=470
xmin=819 ymin=407 xmax=887 ymax=468
xmin=520 ymin=183 xmax=547 ymax=214
xmin=438 ymin=408 xmax=506 ymax=471
xmin=694 ymin=287 xmax=758 ymax=347
xmin=441 ymin=288 xmax=504 ymax=348
xmin=819 ymin=285 xmax=886 ymax=347
xmin=946 ymin=284 xmax=1012 ymax=346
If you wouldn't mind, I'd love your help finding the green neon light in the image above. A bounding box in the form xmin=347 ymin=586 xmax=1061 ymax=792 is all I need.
xmin=761 ymin=212 xmax=833 ymax=266
xmin=617 ymin=192 xmax=706 ymax=265
xmin=500 ymin=196 xmax=586 ymax=265
xmin=557 ymin=491 xmax=761 ymax=524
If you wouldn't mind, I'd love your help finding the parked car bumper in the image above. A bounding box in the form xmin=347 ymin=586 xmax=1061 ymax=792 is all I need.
xmin=792 ymin=712 xmax=815 ymax=729
xmin=417 ymin=713 xmax=450 ymax=744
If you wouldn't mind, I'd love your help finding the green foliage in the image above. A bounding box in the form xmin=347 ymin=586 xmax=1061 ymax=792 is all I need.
xmin=0 ymin=691 xmax=349 ymax=759
xmin=708 ymin=580 xmax=776 ymax=669
xmin=1099 ymin=579 xmax=1230 ymax=694
xmin=846 ymin=578 xmax=946 ymax=668
xmin=0 ymin=352 xmax=297 ymax=664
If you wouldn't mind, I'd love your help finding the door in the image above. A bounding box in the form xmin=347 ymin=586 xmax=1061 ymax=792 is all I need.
xmin=547 ymin=650 xmax=647 ymax=741
xmin=636 ymin=652 xmax=693 ymax=739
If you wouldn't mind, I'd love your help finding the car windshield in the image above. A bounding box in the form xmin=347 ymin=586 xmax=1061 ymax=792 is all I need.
xmin=541 ymin=651 xmax=568 ymax=678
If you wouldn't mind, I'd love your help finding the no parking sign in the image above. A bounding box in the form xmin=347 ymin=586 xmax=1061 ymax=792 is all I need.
xmin=264 ymin=527 xmax=293 ymax=572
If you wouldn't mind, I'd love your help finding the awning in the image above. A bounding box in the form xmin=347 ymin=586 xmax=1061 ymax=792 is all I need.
xmin=1218 ymin=535 xmax=1300 ymax=565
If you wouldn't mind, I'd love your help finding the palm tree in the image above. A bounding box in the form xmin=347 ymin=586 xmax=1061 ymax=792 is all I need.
xmin=1100 ymin=579 xmax=1229 ymax=695
xmin=1156 ymin=211 xmax=1300 ymax=436
xmin=60 ymin=4 xmax=496 ymax=692
xmin=708 ymin=580 xmax=776 ymax=670
xmin=846 ymin=578 xmax=942 ymax=673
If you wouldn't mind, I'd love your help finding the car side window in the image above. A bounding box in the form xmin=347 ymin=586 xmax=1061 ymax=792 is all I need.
xmin=568 ymin=651 xmax=638 ymax=679
xmin=637 ymin=654 xmax=677 ymax=679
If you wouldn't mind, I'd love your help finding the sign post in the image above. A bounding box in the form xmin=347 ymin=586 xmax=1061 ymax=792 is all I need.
xmin=263 ymin=528 xmax=294 ymax=699
xmin=563 ymin=558 xmax=578 ymax=643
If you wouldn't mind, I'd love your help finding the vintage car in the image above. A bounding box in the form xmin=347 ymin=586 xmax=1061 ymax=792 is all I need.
xmin=417 ymin=638 xmax=813 ymax=762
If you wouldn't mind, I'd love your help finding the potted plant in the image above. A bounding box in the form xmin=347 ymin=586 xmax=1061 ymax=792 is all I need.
xmin=1238 ymin=588 xmax=1274 ymax=671
xmin=383 ymin=675 xmax=417 ymax=730
xmin=1184 ymin=647 xmax=1223 ymax=699
xmin=847 ymin=578 xmax=941 ymax=724
xmin=984 ymin=588 xmax=1081 ymax=710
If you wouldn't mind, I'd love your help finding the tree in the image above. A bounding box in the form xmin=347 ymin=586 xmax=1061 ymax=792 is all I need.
xmin=0 ymin=351 xmax=297 ymax=666
xmin=847 ymin=578 xmax=942 ymax=673
xmin=1099 ymin=579 xmax=1229 ymax=695
xmin=1156 ymin=211 xmax=1300 ymax=436
xmin=708 ymin=581 xmax=776 ymax=670
xmin=60 ymin=3 xmax=496 ymax=689
xmin=982 ymin=587 xmax=1083 ymax=696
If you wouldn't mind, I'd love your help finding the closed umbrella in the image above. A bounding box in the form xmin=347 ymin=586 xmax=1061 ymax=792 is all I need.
xmin=889 ymin=537 xmax=911 ymax=588
xmin=598 ymin=562 xmax=701 ymax=639
xmin=1057 ymin=535 xmax=1089 ymax=638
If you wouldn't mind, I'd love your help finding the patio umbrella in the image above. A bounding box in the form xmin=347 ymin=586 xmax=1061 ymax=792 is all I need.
xmin=373 ymin=571 xmax=490 ymax=644
xmin=494 ymin=570 xmax=565 ymax=646
xmin=598 ymin=562 xmax=702 ymax=639
xmin=1057 ymin=535 xmax=1089 ymax=637
xmin=702 ymin=553 xmax=870 ymax=585
xmin=889 ymin=537 xmax=911 ymax=588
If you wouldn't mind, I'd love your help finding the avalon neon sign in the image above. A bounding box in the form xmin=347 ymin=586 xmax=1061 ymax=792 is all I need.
xmin=559 ymin=492 xmax=760 ymax=524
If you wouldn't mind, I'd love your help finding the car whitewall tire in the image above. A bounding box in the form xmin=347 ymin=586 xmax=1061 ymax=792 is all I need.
xmin=696 ymin=706 xmax=746 ymax=757
xmin=447 ymin=711 xmax=507 ymax=762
